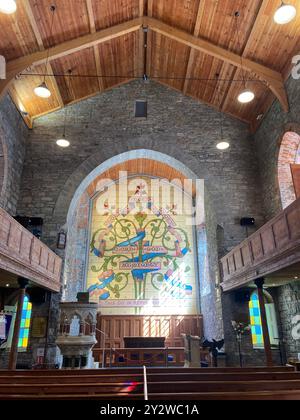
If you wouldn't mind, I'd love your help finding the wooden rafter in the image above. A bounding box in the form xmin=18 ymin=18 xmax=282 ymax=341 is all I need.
xmin=86 ymin=0 xmax=104 ymax=92
xmin=183 ymin=0 xmax=205 ymax=94
xmin=145 ymin=16 xmax=289 ymax=112
xmin=0 ymin=15 xmax=288 ymax=114
xmin=23 ymin=0 xmax=64 ymax=109
xmin=221 ymin=0 xmax=271 ymax=112
xmin=0 ymin=17 xmax=144 ymax=99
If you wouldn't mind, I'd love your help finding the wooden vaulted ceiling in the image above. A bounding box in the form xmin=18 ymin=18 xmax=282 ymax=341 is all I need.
xmin=0 ymin=0 xmax=299 ymax=131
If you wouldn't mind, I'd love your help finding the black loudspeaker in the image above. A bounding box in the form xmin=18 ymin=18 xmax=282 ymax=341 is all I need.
xmin=234 ymin=290 xmax=251 ymax=303
xmin=240 ymin=217 xmax=255 ymax=227
xmin=27 ymin=288 xmax=48 ymax=304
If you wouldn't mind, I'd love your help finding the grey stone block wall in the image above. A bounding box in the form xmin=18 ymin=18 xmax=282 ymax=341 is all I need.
xmin=0 ymin=95 xmax=28 ymax=215
xmin=254 ymin=75 xmax=300 ymax=221
xmin=15 ymin=80 xmax=266 ymax=364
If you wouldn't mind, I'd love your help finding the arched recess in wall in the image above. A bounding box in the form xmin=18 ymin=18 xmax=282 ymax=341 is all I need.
xmin=278 ymin=131 xmax=300 ymax=209
xmin=61 ymin=150 xmax=223 ymax=339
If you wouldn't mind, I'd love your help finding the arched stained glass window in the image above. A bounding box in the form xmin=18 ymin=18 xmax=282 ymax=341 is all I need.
xmin=249 ymin=292 xmax=263 ymax=347
xmin=249 ymin=291 xmax=279 ymax=349
xmin=18 ymin=296 xmax=32 ymax=352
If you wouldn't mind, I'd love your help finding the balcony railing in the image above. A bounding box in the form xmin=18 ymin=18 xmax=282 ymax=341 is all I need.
xmin=220 ymin=198 xmax=300 ymax=292
xmin=0 ymin=207 xmax=62 ymax=292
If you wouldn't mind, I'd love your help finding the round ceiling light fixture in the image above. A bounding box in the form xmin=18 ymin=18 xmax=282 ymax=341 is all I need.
xmin=0 ymin=0 xmax=17 ymax=14
xmin=34 ymin=82 xmax=51 ymax=98
xmin=238 ymin=89 xmax=255 ymax=104
xmin=56 ymin=137 xmax=70 ymax=148
xmin=216 ymin=142 xmax=230 ymax=150
xmin=274 ymin=2 xmax=297 ymax=24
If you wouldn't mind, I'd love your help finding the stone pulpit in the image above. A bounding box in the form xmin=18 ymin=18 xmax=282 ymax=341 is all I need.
xmin=56 ymin=299 xmax=98 ymax=369
xmin=182 ymin=334 xmax=210 ymax=368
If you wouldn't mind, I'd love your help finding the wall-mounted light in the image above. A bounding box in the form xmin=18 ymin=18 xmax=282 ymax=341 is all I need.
xmin=0 ymin=0 xmax=17 ymax=14
xmin=274 ymin=2 xmax=297 ymax=24
xmin=57 ymin=231 xmax=67 ymax=249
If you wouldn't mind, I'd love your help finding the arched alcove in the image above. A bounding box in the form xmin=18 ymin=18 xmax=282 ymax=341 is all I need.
xmin=278 ymin=131 xmax=300 ymax=209
xmin=61 ymin=150 xmax=224 ymax=341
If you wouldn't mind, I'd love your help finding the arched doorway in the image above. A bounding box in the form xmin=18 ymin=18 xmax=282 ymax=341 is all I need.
xmin=278 ymin=131 xmax=300 ymax=209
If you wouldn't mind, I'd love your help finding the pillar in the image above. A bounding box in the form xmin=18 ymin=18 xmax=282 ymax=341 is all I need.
xmin=8 ymin=278 xmax=29 ymax=370
xmin=255 ymin=278 xmax=273 ymax=367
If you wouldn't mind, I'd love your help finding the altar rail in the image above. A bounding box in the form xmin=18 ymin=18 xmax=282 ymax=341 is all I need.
xmin=0 ymin=207 xmax=62 ymax=292
xmin=93 ymin=347 xmax=211 ymax=367
xmin=220 ymin=198 xmax=300 ymax=292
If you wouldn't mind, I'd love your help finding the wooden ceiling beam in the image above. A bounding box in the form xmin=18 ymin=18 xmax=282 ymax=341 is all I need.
xmin=144 ymin=16 xmax=289 ymax=112
xmin=221 ymin=0 xmax=272 ymax=114
xmin=183 ymin=0 xmax=206 ymax=94
xmin=0 ymin=17 xmax=144 ymax=99
xmin=86 ymin=0 xmax=104 ymax=92
xmin=22 ymin=0 xmax=64 ymax=109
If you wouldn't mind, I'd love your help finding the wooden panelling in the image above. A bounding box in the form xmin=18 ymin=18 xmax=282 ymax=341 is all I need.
xmin=0 ymin=0 xmax=299 ymax=128
xmin=0 ymin=208 xmax=62 ymax=292
xmin=221 ymin=197 xmax=300 ymax=291
xmin=97 ymin=315 xmax=203 ymax=349
xmin=93 ymin=0 xmax=140 ymax=31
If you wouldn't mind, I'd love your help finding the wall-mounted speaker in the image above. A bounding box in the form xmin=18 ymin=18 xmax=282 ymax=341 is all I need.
xmin=27 ymin=288 xmax=48 ymax=305
xmin=234 ymin=290 xmax=251 ymax=303
xmin=240 ymin=217 xmax=255 ymax=227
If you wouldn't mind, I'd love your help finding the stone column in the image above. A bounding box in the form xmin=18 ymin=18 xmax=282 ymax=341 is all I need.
xmin=255 ymin=278 xmax=273 ymax=367
xmin=8 ymin=278 xmax=29 ymax=370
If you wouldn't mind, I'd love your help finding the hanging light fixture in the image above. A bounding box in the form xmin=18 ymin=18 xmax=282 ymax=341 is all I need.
xmin=0 ymin=0 xmax=17 ymax=14
xmin=234 ymin=12 xmax=255 ymax=104
xmin=56 ymin=70 xmax=72 ymax=148
xmin=274 ymin=2 xmax=297 ymax=24
xmin=34 ymin=5 xmax=56 ymax=99
xmin=216 ymin=79 xmax=230 ymax=151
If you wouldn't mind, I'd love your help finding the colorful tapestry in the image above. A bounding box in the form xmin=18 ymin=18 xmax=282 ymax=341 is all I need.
xmin=86 ymin=177 xmax=198 ymax=315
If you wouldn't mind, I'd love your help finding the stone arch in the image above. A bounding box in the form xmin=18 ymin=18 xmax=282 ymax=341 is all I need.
xmin=52 ymin=140 xmax=210 ymax=225
xmin=278 ymin=131 xmax=300 ymax=209
xmin=61 ymin=149 xmax=223 ymax=341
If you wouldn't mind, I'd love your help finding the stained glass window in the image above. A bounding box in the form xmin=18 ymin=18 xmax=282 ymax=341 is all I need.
xmin=249 ymin=292 xmax=264 ymax=348
xmin=18 ymin=295 xmax=32 ymax=351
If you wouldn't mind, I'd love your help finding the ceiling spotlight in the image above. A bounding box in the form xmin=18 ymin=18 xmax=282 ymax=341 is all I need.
xmin=34 ymin=82 xmax=51 ymax=98
xmin=5 ymin=283 xmax=10 ymax=287
xmin=56 ymin=137 xmax=70 ymax=148
xmin=274 ymin=2 xmax=297 ymax=24
xmin=217 ymin=142 xmax=230 ymax=150
xmin=0 ymin=0 xmax=17 ymax=14
xmin=238 ymin=89 xmax=255 ymax=104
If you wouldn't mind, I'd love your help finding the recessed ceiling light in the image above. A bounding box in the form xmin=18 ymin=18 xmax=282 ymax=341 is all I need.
xmin=0 ymin=0 xmax=17 ymax=14
xmin=34 ymin=82 xmax=51 ymax=98
xmin=56 ymin=138 xmax=70 ymax=148
xmin=238 ymin=89 xmax=255 ymax=104
xmin=5 ymin=283 xmax=10 ymax=287
xmin=217 ymin=142 xmax=230 ymax=150
xmin=274 ymin=3 xmax=297 ymax=24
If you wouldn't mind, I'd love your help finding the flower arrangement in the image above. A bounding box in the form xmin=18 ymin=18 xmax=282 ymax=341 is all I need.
xmin=231 ymin=321 xmax=251 ymax=342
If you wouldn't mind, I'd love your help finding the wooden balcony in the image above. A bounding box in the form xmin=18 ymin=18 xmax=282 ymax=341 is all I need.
xmin=221 ymin=198 xmax=300 ymax=292
xmin=0 ymin=207 xmax=62 ymax=292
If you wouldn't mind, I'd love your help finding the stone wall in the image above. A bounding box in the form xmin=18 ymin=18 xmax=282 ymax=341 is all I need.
xmin=275 ymin=281 xmax=300 ymax=360
xmin=254 ymin=76 xmax=300 ymax=221
xmin=18 ymin=80 xmax=263 ymax=249
xmin=0 ymin=95 xmax=28 ymax=215
xmin=15 ymin=80 xmax=267 ymax=364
